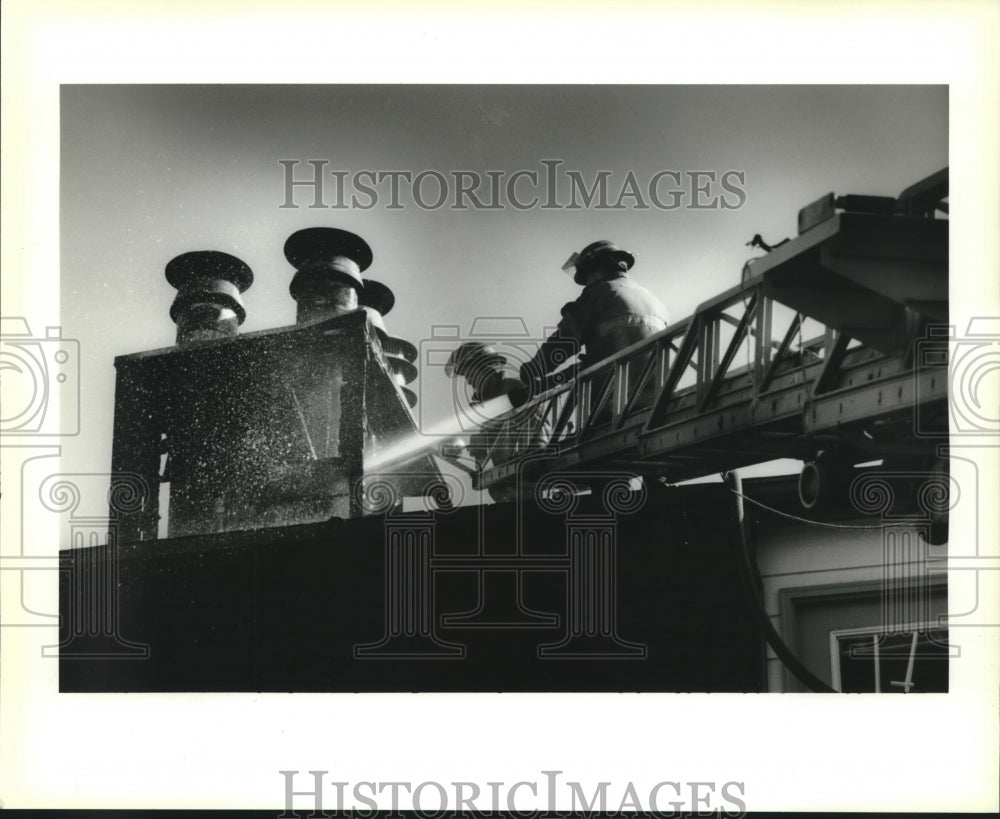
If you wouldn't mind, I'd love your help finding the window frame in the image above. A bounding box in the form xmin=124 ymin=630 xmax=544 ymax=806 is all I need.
xmin=828 ymin=620 xmax=953 ymax=693
xmin=777 ymin=575 xmax=949 ymax=693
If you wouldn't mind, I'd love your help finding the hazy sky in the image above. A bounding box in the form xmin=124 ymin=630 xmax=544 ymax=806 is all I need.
xmin=60 ymin=84 xmax=947 ymax=485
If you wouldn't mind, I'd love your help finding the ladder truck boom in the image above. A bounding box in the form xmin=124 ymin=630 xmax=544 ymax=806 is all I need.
xmin=471 ymin=168 xmax=949 ymax=498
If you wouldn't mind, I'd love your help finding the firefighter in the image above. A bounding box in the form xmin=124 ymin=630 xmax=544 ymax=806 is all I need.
xmin=444 ymin=342 xmax=549 ymax=502
xmin=519 ymin=240 xmax=669 ymax=390
xmin=445 ymin=341 xmax=529 ymax=409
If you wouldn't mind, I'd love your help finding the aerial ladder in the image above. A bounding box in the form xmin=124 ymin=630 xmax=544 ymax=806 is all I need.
xmin=462 ymin=168 xmax=950 ymax=532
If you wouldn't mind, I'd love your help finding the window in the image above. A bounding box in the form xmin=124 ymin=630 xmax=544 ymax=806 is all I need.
xmin=778 ymin=579 xmax=948 ymax=692
xmin=831 ymin=625 xmax=950 ymax=693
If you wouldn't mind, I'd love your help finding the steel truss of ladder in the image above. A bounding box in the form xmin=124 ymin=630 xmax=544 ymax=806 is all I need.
xmin=472 ymin=172 xmax=950 ymax=491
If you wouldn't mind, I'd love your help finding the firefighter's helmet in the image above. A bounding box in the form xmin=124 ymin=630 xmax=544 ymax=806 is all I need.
xmin=444 ymin=341 xmax=506 ymax=378
xmin=562 ymin=239 xmax=635 ymax=285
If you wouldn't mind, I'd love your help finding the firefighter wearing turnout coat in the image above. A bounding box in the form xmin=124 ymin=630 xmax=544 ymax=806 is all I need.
xmin=444 ymin=341 xmax=551 ymax=503
xmin=519 ymin=240 xmax=670 ymax=391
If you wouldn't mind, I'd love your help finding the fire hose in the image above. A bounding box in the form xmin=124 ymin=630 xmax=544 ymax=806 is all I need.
xmin=723 ymin=471 xmax=839 ymax=693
